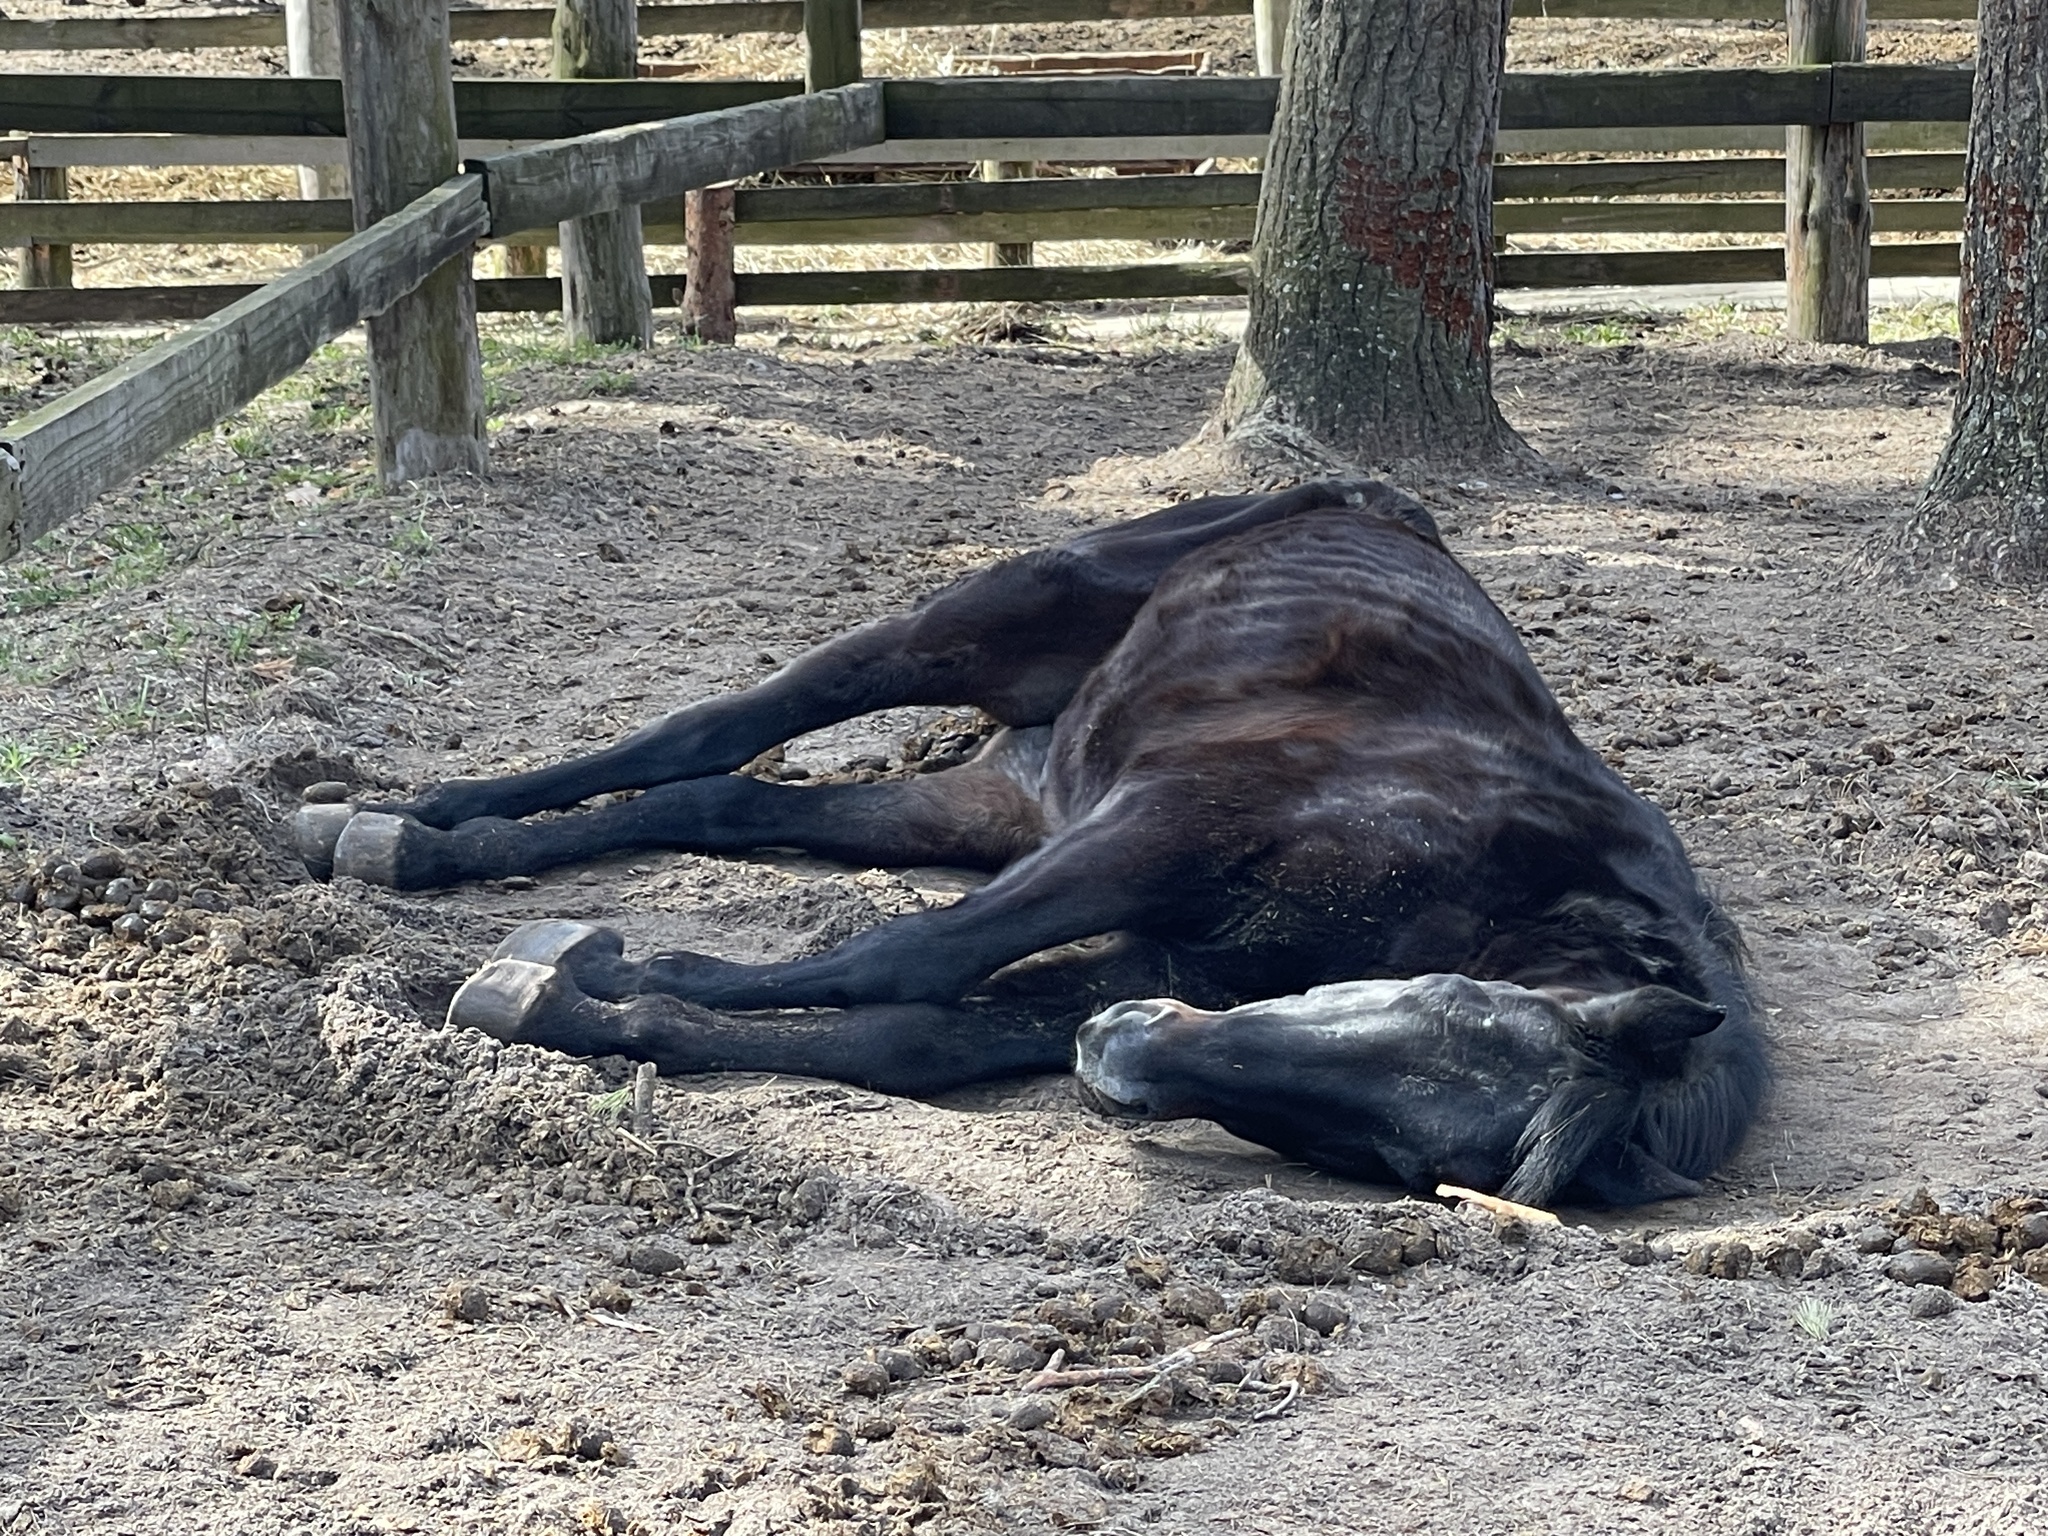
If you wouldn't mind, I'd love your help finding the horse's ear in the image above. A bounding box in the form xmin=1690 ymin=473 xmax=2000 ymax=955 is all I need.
xmin=1572 ymin=986 xmax=1724 ymax=1053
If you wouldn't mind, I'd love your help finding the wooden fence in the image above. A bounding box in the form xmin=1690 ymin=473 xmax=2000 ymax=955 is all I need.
xmin=0 ymin=83 xmax=885 ymax=556
xmin=0 ymin=64 xmax=1976 ymax=323
xmin=0 ymin=0 xmax=1984 ymax=559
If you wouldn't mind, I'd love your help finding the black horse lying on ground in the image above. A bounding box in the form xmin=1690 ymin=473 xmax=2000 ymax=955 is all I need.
xmin=297 ymin=479 xmax=1768 ymax=1206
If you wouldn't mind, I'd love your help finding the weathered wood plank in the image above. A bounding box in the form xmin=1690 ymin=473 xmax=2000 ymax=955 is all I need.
xmin=804 ymin=0 xmax=862 ymax=90
xmin=728 ymin=202 xmax=1257 ymax=242
xmin=4 ymin=186 xmax=1957 ymax=246
xmin=1499 ymin=122 xmax=1967 ymax=152
xmin=1496 ymin=239 xmax=1959 ymax=287
xmin=0 ymin=75 xmax=797 ymax=138
xmin=0 ymin=238 xmax=1967 ymax=329
xmin=739 ymin=170 xmax=1261 ymax=219
xmin=733 ymin=260 xmax=1250 ymax=303
xmin=1494 ymin=152 xmax=1963 ymax=196
xmin=474 ymin=81 xmax=883 ymax=234
xmin=1832 ymin=62 xmax=1973 ymax=122
xmin=1501 ymin=68 xmax=1833 ymax=129
xmin=0 ymin=176 xmax=486 ymax=558
xmin=0 ymin=198 xmax=355 ymax=243
xmin=286 ymin=0 xmax=349 ymax=224
xmin=813 ymin=134 xmax=1268 ymax=162
xmin=0 ymin=14 xmax=286 ymax=51
xmin=879 ymin=76 xmax=1279 ymax=140
xmin=1787 ymin=0 xmax=1870 ymax=343
xmin=0 ymin=66 xmax=1975 ymax=146
xmin=1496 ymin=196 xmax=1960 ymax=232
xmin=339 ymin=0 xmax=487 ymax=487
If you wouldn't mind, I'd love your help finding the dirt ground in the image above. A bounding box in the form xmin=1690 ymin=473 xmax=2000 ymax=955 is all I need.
xmin=2 ymin=302 xmax=2048 ymax=1536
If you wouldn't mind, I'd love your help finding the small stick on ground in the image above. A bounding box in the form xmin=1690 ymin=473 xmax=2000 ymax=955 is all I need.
xmin=1250 ymin=1379 xmax=1302 ymax=1421
xmin=1435 ymin=1182 xmax=1562 ymax=1227
xmin=1023 ymin=1327 xmax=1248 ymax=1391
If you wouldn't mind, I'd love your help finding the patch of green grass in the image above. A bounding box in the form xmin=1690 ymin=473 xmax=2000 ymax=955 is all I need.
xmin=219 ymin=605 xmax=301 ymax=664
xmin=227 ymin=425 xmax=272 ymax=461
xmin=0 ymin=734 xmax=87 ymax=788
xmin=588 ymin=369 xmax=638 ymax=396
xmin=1870 ymin=300 xmax=1959 ymax=344
xmin=2 ymin=562 xmax=79 ymax=616
xmin=1674 ymin=304 xmax=1780 ymax=342
xmin=94 ymin=678 xmax=161 ymax=734
xmin=97 ymin=522 xmax=171 ymax=588
xmin=1558 ymin=318 xmax=1642 ymax=347
xmin=389 ymin=513 xmax=436 ymax=558
xmin=589 ymin=1086 xmax=633 ymax=1123
xmin=480 ymin=326 xmax=614 ymax=373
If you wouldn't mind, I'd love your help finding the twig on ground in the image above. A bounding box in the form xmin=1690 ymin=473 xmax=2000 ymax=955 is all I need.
xmin=1023 ymin=1327 xmax=1248 ymax=1392
xmin=1250 ymin=1380 xmax=1301 ymax=1421
xmin=1435 ymin=1182 xmax=1562 ymax=1227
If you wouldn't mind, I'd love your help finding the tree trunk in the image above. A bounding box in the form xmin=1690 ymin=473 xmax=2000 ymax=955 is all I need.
xmin=682 ymin=187 xmax=737 ymax=343
xmin=1894 ymin=0 xmax=2048 ymax=578
xmin=554 ymin=0 xmax=654 ymax=348
xmin=14 ymin=160 xmax=72 ymax=289
xmin=1217 ymin=0 xmax=1521 ymax=466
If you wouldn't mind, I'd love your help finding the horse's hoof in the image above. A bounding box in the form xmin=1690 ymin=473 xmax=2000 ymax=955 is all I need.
xmin=449 ymin=957 xmax=583 ymax=1046
xmin=332 ymin=810 xmax=434 ymax=889
xmin=491 ymin=920 xmax=638 ymax=999
xmin=294 ymin=803 xmax=356 ymax=881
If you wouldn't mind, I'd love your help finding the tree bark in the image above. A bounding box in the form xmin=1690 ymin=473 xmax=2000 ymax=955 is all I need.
xmin=555 ymin=0 xmax=655 ymax=348
xmin=14 ymin=160 xmax=72 ymax=289
xmin=1217 ymin=0 xmax=1521 ymax=466
xmin=682 ymin=186 xmax=737 ymax=343
xmin=1892 ymin=0 xmax=2048 ymax=578
xmin=337 ymin=0 xmax=488 ymax=488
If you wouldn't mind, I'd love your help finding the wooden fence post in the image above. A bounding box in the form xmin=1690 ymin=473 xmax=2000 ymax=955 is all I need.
xmin=682 ymin=186 xmax=737 ymax=342
xmin=804 ymin=0 xmax=862 ymax=92
xmin=336 ymin=0 xmax=487 ymax=487
xmin=981 ymin=159 xmax=1034 ymax=267
xmin=1786 ymin=0 xmax=1869 ymax=342
xmin=285 ymin=0 xmax=348 ymax=260
xmin=14 ymin=158 xmax=72 ymax=289
xmin=1254 ymin=0 xmax=1292 ymax=76
xmin=555 ymin=0 xmax=654 ymax=347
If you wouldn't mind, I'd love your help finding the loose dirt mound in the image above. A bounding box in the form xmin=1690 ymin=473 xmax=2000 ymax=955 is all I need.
xmin=1 ymin=317 xmax=2045 ymax=1534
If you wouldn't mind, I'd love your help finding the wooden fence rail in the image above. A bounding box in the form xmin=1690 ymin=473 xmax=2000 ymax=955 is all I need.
xmin=0 ymin=171 xmax=1973 ymax=247
xmin=0 ymin=0 xmax=1983 ymax=52
xmin=0 ymin=240 xmax=1969 ymax=328
xmin=0 ymin=64 xmax=1976 ymax=140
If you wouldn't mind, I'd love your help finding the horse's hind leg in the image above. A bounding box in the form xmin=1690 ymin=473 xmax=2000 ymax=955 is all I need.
xmin=300 ymin=479 xmax=1388 ymax=876
xmin=330 ymin=749 xmax=1049 ymax=890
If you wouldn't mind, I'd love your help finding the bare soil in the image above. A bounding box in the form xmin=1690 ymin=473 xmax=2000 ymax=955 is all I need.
xmin=2 ymin=309 xmax=2047 ymax=1536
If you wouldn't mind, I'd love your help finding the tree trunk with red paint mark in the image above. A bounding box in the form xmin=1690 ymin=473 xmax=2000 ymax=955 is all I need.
xmin=1900 ymin=0 xmax=2048 ymax=577
xmin=1218 ymin=0 xmax=1521 ymax=465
